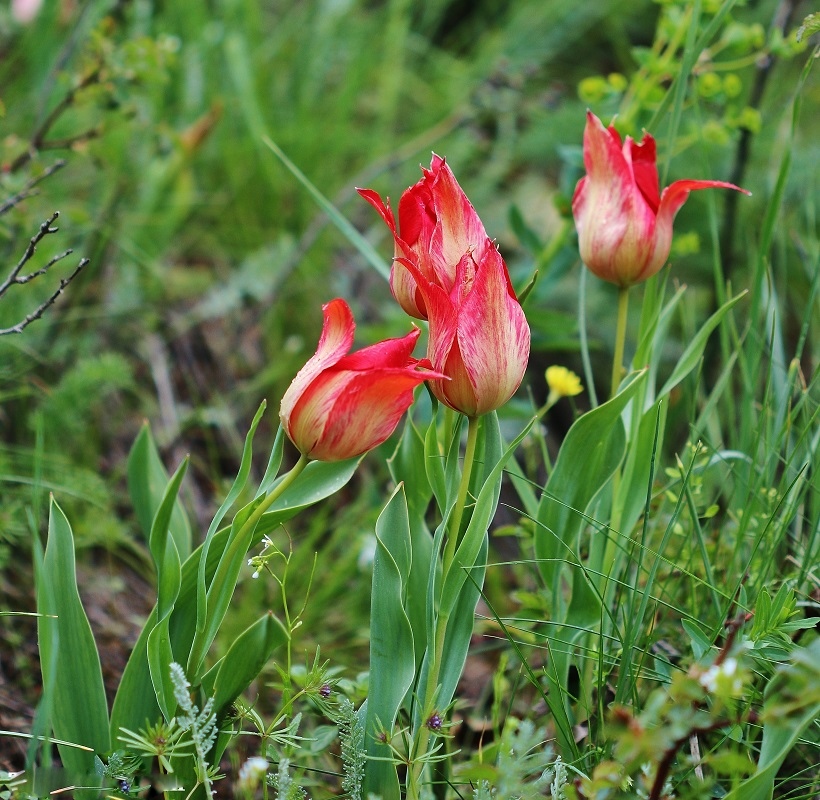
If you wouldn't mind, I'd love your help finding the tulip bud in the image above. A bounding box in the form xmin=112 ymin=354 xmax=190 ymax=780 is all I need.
xmin=402 ymin=241 xmax=530 ymax=418
xmin=358 ymin=154 xmax=490 ymax=320
xmin=279 ymin=299 xmax=444 ymax=461
xmin=572 ymin=111 xmax=750 ymax=287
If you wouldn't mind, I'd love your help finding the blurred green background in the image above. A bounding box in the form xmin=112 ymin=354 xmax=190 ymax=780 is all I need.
xmin=0 ymin=0 xmax=817 ymax=764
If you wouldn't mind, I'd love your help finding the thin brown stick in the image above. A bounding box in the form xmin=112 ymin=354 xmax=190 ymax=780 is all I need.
xmin=0 ymin=212 xmax=61 ymax=295
xmin=0 ymin=258 xmax=88 ymax=336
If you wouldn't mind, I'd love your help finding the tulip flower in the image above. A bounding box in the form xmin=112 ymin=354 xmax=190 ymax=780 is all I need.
xmin=572 ymin=111 xmax=750 ymax=287
xmin=280 ymin=299 xmax=444 ymax=461
xmin=399 ymin=239 xmax=530 ymax=418
xmin=358 ymin=155 xmax=490 ymax=319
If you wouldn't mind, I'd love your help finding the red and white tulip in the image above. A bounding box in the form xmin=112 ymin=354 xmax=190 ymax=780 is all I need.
xmin=572 ymin=111 xmax=750 ymax=287
xmin=400 ymin=240 xmax=530 ymax=418
xmin=280 ymin=299 xmax=444 ymax=461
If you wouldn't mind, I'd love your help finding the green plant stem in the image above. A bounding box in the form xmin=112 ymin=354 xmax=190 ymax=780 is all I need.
xmin=244 ymin=454 xmax=309 ymax=534
xmin=408 ymin=415 xmax=480 ymax=800
xmin=187 ymin=453 xmax=309 ymax=681
xmin=246 ymin=454 xmax=308 ymax=709
xmin=440 ymin=416 xmax=480 ymax=573
xmin=611 ymin=285 xmax=631 ymax=399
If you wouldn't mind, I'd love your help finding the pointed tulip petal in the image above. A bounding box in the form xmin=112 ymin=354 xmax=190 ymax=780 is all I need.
xmin=280 ymin=298 xmax=354 ymax=427
xmin=336 ymin=327 xmax=420 ymax=370
xmin=628 ymin=132 xmax=660 ymax=212
xmin=456 ymin=247 xmax=530 ymax=416
xmin=426 ymin=155 xmax=489 ymax=291
xmin=308 ymin=368 xmax=434 ymax=461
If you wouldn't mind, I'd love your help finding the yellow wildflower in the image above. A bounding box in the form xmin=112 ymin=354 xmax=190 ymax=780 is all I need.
xmin=545 ymin=366 xmax=583 ymax=399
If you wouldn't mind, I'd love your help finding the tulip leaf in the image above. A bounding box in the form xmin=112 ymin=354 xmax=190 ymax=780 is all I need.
xmin=127 ymin=422 xmax=192 ymax=561
xmin=364 ymin=485 xmax=416 ymax=800
xmin=147 ymin=618 xmax=176 ymax=722
xmin=149 ymin=458 xmax=187 ymax=620
xmin=37 ymin=498 xmax=110 ymax=784
xmin=534 ymin=370 xmax=647 ymax=594
xmin=110 ymin=609 xmax=161 ymax=743
xmin=617 ymin=398 xmax=667 ymax=541
xmin=112 ymin=456 xmax=360 ymax=736
xmin=193 ymin=401 xmax=267 ymax=679
xmin=424 ymin=412 xmax=447 ymax=511
xmin=656 ymin=291 xmax=746 ymax=400
xmin=440 ymin=417 xmax=534 ymax=619
xmin=257 ymin=424 xmax=285 ymax=498
xmin=389 ymin=418 xmax=435 ymax=673
xmin=145 ymin=458 xmax=187 ymax=720
xmin=187 ymin=499 xmax=260 ymax=679
xmin=437 ymin=536 xmax=488 ymax=712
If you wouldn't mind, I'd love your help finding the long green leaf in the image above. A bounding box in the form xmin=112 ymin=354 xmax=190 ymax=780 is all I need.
xmin=441 ymin=417 xmax=534 ymax=618
xmin=145 ymin=459 xmax=188 ymax=720
xmin=656 ymin=291 xmax=745 ymax=399
xmin=364 ymin=486 xmax=416 ymax=800
xmin=261 ymin=136 xmax=390 ymax=280
xmin=194 ymin=401 xmax=267 ymax=678
xmin=534 ymin=370 xmax=647 ymax=593
xmin=200 ymin=611 xmax=289 ymax=719
xmin=388 ymin=418 xmax=435 ymax=674
xmin=128 ymin=423 xmax=192 ymax=561
xmin=37 ymin=498 xmax=110 ymax=781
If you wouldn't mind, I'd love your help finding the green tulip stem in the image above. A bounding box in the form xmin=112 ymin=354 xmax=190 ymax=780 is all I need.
xmin=604 ymin=286 xmax=631 ymax=588
xmin=441 ymin=415 xmax=480 ymax=572
xmin=408 ymin=414 xmax=480 ymax=800
xmin=610 ymin=285 xmax=630 ymax=399
xmin=241 ymin=453 xmax=309 ymax=536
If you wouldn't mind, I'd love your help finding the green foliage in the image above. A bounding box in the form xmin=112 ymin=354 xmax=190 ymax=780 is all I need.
xmin=28 ymin=413 xmax=358 ymax=798
xmin=35 ymin=499 xmax=109 ymax=783
xmin=1 ymin=0 xmax=817 ymax=798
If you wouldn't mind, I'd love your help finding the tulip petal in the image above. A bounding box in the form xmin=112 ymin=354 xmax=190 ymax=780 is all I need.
xmin=336 ymin=327 xmax=420 ymax=370
xmin=279 ymin=299 xmax=355 ymax=432
xmin=397 ymin=178 xmax=436 ymax=255
xmin=582 ymin=111 xmax=633 ymax=195
xmin=456 ymin=247 xmax=530 ymax=416
xmin=358 ymin=187 xmax=428 ymax=318
xmin=628 ymin=132 xmax=660 ymax=212
xmin=307 ymin=368 xmax=434 ymax=461
xmin=641 ymin=178 xmax=752 ymax=283
xmin=396 ymin=257 xmax=459 ymax=381
xmin=425 ymin=155 xmax=488 ymax=291
xmin=356 ymin=188 xmax=397 ymax=235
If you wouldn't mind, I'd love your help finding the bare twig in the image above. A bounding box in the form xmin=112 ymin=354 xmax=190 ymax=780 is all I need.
xmin=0 ymin=212 xmax=61 ymax=296
xmin=0 ymin=160 xmax=66 ymax=217
xmin=0 ymin=210 xmax=89 ymax=335
xmin=0 ymin=258 xmax=88 ymax=336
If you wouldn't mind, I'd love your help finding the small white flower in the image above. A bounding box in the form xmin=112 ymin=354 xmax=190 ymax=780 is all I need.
xmin=700 ymin=657 xmax=744 ymax=696
xmin=237 ymin=756 xmax=268 ymax=792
